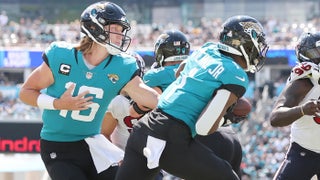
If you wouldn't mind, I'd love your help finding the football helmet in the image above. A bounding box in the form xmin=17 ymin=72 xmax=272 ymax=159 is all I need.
xmin=154 ymin=30 xmax=190 ymax=66
xmin=80 ymin=1 xmax=131 ymax=55
xmin=296 ymin=32 xmax=320 ymax=64
xmin=218 ymin=15 xmax=269 ymax=73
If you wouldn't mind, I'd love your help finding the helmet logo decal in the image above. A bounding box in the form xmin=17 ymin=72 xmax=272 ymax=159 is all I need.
xmin=90 ymin=9 xmax=97 ymax=16
xmin=231 ymin=39 xmax=241 ymax=46
xmin=225 ymin=31 xmax=241 ymax=46
xmin=108 ymin=74 xmax=119 ymax=84
xmin=239 ymin=22 xmax=263 ymax=37
xmin=121 ymin=17 xmax=127 ymax=22
xmin=95 ymin=3 xmax=106 ymax=12
xmin=157 ymin=33 xmax=169 ymax=45
xmin=173 ymin=41 xmax=181 ymax=46
xmin=226 ymin=31 xmax=232 ymax=37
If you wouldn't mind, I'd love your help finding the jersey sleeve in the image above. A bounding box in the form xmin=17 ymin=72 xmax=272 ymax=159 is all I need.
xmin=43 ymin=41 xmax=73 ymax=69
xmin=42 ymin=42 xmax=58 ymax=67
xmin=143 ymin=69 xmax=162 ymax=88
xmin=121 ymin=54 xmax=140 ymax=80
xmin=217 ymin=63 xmax=249 ymax=98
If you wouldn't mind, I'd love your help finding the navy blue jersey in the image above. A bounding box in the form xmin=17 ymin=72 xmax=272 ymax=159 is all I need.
xmin=40 ymin=41 xmax=138 ymax=141
xmin=158 ymin=42 xmax=249 ymax=137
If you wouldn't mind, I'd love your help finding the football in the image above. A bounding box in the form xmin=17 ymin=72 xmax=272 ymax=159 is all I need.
xmin=232 ymin=97 xmax=252 ymax=116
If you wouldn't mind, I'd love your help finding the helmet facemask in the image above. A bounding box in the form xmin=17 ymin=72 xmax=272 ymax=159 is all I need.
xmin=241 ymin=29 xmax=269 ymax=73
xmin=300 ymin=46 xmax=320 ymax=64
xmin=102 ymin=23 xmax=131 ymax=55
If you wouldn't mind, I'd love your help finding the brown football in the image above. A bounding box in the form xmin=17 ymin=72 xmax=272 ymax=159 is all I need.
xmin=232 ymin=97 xmax=252 ymax=116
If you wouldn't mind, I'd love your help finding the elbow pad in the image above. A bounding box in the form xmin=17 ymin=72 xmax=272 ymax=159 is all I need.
xmin=195 ymin=89 xmax=231 ymax=135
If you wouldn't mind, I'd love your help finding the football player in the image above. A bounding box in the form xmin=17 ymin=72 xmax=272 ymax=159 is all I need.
xmin=19 ymin=2 xmax=159 ymax=180
xmin=143 ymin=29 xmax=190 ymax=94
xmin=115 ymin=15 xmax=268 ymax=180
xmin=145 ymin=29 xmax=246 ymax=179
xmin=269 ymin=32 xmax=320 ymax=180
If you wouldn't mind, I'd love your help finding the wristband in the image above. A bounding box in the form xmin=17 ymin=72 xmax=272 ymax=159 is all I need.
xmin=132 ymin=102 xmax=150 ymax=115
xmin=299 ymin=105 xmax=304 ymax=116
xmin=37 ymin=94 xmax=56 ymax=110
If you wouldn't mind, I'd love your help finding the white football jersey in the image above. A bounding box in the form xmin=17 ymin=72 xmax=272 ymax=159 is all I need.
xmin=289 ymin=62 xmax=320 ymax=153
xmin=107 ymin=95 xmax=141 ymax=150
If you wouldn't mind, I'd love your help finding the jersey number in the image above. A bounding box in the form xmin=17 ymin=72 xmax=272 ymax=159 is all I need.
xmin=293 ymin=62 xmax=312 ymax=76
xmin=59 ymin=82 xmax=103 ymax=122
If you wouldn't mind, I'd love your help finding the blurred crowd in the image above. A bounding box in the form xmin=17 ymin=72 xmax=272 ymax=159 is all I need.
xmin=0 ymin=10 xmax=315 ymax=179
xmin=0 ymin=80 xmax=40 ymax=121
xmin=1 ymin=10 xmax=320 ymax=50
xmin=237 ymin=80 xmax=289 ymax=179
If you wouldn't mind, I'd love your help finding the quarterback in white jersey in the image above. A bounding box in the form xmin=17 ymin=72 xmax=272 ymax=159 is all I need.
xmin=269 ymin=32 xmax=320 ymax=180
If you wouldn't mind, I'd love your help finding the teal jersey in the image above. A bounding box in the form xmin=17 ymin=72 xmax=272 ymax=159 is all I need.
xmin=41 ymin=41 xmax=138 ymax=142
xmin=143 ymin=64 xmax=180 ymax=91
xmin=158 ymin=42 xmax=249 ymax=137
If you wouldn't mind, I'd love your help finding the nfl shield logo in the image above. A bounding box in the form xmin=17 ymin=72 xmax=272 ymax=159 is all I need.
xmin=86 ymin=72 xmax=93 ymax=79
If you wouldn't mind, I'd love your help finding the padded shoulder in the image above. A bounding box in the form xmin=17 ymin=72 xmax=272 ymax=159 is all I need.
xmin=288 ymin=62 xmax=319 ymax=83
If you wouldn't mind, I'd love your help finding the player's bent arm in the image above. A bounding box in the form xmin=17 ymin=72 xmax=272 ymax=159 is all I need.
xmin=19 ymin=62 xmax=54 ymax=107
xmin=269 ymin=78 xmax=312 ymax=127
xmin=101 ymin=112 xmax=118 ymax=141
xmin=122 ymin=76 xmax=160 ymax=111
xmin=196 ymin=89 xmax=238 ymax=136
xmin=19 ymin=62 xmax=92 ymax=111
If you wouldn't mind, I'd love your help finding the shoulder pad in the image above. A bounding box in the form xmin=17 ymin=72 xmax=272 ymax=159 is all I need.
xmin=288 ymin=62 xmax=319 ymax=82
xmin=52 ymin=41 xmax=73 ymax=49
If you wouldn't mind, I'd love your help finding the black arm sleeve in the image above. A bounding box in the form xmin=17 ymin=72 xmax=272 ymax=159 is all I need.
xmin=220 ymin=84 xmax=246 ymax=98
xmin=42 ymin=52 xmax=50 ymax=67
xmin=129 ymin=69 xmax=143 ymax=80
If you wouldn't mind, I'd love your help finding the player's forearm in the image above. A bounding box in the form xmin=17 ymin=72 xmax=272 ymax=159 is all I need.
xmin=19 ymin=88 xmax=41 ymax=107
xmin=269 ymin=106 xmax=303 ymax=127
xmin=136 ymin=87 xmax=159 ymax=109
